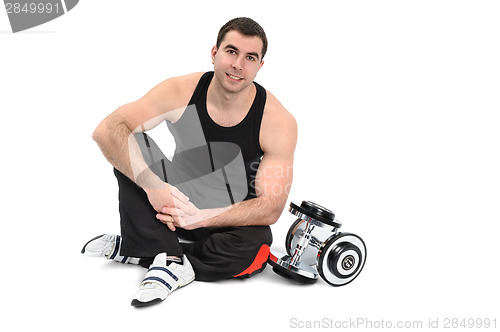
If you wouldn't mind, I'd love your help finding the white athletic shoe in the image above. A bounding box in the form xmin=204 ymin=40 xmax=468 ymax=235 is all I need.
xmin=131 ymin=253 xmax=195 ymax=307
xmin=81 ymin=234 xmax=140 ymax=264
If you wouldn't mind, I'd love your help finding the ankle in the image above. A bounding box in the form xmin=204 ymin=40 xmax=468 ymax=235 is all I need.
xmin=166 ymin=255 xmax=182 ymax=265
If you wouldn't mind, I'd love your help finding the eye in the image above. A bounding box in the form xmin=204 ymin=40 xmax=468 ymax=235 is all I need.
xmin=227 ymin=49 xmax=236 ymax=55
xmin=247 ymin=56 xmax=256 ymax=61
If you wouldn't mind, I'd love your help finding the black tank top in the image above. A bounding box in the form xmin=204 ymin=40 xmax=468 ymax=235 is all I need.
xmin=167 ymin=71 xmax=266 ymax=200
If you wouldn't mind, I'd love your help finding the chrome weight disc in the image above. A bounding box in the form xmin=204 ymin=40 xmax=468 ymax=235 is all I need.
xmin=318 ymin=233 xmax=367 ymax=286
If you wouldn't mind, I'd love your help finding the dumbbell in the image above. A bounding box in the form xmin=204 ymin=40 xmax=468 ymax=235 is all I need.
xmin=268 ymin=200 xmax=367 ymax=286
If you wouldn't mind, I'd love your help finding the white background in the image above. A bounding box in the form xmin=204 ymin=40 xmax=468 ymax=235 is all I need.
xmin=1 ymin=1 xmax=499 ymax=331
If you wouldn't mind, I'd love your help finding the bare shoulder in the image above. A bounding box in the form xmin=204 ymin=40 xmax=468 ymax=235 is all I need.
xmin=260 ymin=90 xmax=298 ymax=155
xmin=109 ymin=72 xmax=204 ymax=132
xmin=262 ymin=91 xmax=296 ymax=124
xmin=142 ymin=72 xmax=204 ymax=109
xmin=159 ymin=71 xmax=204 ymax=89
xmin=169 ymin=72 xmax=205 ymax=92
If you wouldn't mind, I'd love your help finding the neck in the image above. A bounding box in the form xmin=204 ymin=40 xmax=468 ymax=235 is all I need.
xmin=207 ymin=78 xmax=255 ymax=112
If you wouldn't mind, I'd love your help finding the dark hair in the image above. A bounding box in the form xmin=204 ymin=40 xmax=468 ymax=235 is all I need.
xmin=216 ymin=17 xmax=268 ymax=59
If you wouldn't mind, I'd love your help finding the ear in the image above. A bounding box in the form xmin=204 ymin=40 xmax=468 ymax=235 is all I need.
xmin=259 ymin=60 xmax=265 ymax=70
xmin=211 ymin=45 xmax=218 ymax=64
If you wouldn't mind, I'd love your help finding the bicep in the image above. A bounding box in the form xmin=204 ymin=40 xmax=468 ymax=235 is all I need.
xmin=254 ymin=154 xmax=294 ymax=203
xmin=101 ymin=76 xmax=191 ymax=133
xmin=255 ymin=116 xmax=297 ymax=204
xmin=112 ymin=99 xmax=174 ymax=133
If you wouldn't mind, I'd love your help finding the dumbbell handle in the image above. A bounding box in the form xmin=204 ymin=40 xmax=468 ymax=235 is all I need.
xmin=290 ymin=220 xmax=316 ymax=266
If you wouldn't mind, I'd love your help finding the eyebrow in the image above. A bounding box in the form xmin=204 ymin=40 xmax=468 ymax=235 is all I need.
xmin=224 ymin=44 xmax=260 ymax=60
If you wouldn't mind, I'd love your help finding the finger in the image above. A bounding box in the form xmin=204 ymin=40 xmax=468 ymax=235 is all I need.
xmin=156 ymin=213 xmax=177 ymax=231
xmin=168 ymin=185 xmax=190 ymax=204
xmin=172 ymin=196 xmax=198 ymax=215
xmin=162 ymin=207 xmax=184 ymax=218
xmin=164 ymin=201 xmax=197 ymax=217
xmin=156 ymin=212 xmax=177 ymax=223
xmin=166 ymin=222 xmax=176 ymax=232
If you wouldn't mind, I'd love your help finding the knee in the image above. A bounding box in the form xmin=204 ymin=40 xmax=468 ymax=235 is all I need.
xmin=231 ymin=228 xmax=272 ymax=278
xmin=236 ymin=226 xmax=273 ymax=251
xmin=229 ymin=226 xmax=272 ymax=278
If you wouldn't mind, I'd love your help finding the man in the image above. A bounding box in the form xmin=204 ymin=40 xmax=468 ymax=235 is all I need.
xmin=82 ymin=17 xmax=297 ymax=307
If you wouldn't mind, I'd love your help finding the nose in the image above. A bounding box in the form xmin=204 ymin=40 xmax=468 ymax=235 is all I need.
xmin=232 ymin=56 xmax=244 ymax=71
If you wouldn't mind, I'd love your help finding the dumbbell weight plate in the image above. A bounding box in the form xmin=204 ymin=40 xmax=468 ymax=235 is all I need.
xmin=289 ymin=201 xmax=341 ymax=228
xmin=268 ymin=252 xmax=318 ymax=284
xmin=318 ymin=233 xmax=367 ymax=286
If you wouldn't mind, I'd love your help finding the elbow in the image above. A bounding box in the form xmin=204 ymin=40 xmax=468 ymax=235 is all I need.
xmin=265 ymin=206 xmax=284 ymax=226
xmin=92 ymin=121 xmax=104 ymax=143
xmin=92 ymin=125 xmax=102 ymax=143
xmin=92 ymin=119 xmax=110 ymax=145
xmin=258 ymin=195 xmax=287 ymax=226
xmin=266 ymin=217 xmax=279 ymax=226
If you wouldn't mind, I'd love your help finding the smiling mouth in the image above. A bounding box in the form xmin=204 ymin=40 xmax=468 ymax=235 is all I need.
xmin=226 ymin=73 xmax=244 ymax=81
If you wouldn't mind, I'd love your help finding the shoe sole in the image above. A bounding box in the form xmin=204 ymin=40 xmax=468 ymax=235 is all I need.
xmin=131 ymin=298 xmax=163 ymax=308
xmin=131 ymin=276 xmax=195 ymax=308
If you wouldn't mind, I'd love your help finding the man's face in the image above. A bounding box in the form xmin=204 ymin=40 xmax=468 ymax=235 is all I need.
xmin=211 ymin=30 xmax=265 ymax=93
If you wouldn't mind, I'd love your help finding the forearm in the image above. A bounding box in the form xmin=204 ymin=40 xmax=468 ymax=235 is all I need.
xmin=92 ymin=118 xmax=163 ymax=190
xmin=204 ymin=195 xmax=285 ymax=228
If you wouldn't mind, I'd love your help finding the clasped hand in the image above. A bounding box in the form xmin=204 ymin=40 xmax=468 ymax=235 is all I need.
xmin=145 ymin=184 xmax=207 ymax=231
